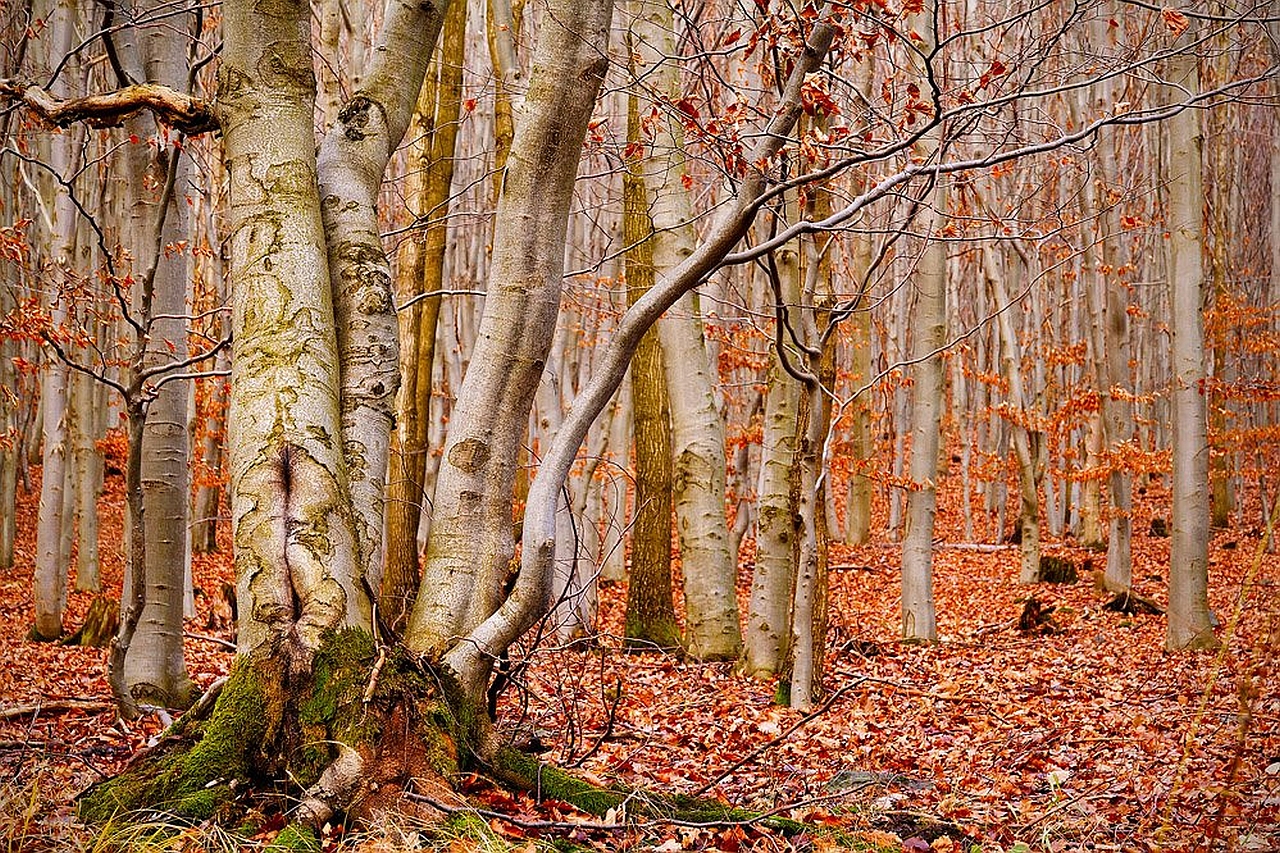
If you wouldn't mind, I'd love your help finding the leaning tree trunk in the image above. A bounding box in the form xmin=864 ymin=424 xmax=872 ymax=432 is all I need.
xmin=1164 ymin=27 xmax=1217 ymax=651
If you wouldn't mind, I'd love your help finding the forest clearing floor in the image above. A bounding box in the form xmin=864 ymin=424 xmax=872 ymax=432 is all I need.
xmin=1 ymin=465 xmax=1278 ymax=852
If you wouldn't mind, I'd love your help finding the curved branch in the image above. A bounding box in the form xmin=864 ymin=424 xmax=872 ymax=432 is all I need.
xmin=442 ymin=11 xmax=838 ymax=699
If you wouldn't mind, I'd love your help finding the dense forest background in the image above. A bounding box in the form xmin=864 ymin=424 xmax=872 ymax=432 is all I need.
xmin=0 ymin=0 xmax=1278 ymax=849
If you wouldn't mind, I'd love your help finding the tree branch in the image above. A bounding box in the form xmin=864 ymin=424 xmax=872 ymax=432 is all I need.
xmin=0 ymin=80 xmax=217 ymax=134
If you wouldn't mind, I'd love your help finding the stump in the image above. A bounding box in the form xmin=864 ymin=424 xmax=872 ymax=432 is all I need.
xmin=62 ymin=596 xmax=120 ymax=648
xmin=1018 ymin=596 xmax=1060 ymax=635
xmin=1039 ymin=555 xmax=1078 ymax=584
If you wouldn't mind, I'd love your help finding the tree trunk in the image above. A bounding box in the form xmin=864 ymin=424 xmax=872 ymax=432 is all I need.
xmin=622 ymin=79 xmax=680 ymax=652
xmin=743 ymin=222 xmax=801 ymax=677
xmin=407 ymin=0 xmax=612 ymax=657
xmin=1164 ymin=29 xmax=1218 ymax=651
xmin=633 ymin=0 xmax=740 ymax=660
xmin=31 ymin=0 xmax=77 ymax=642
xmin=900 ymin=18 xmax=945 ymax=640
xmin=117 ymin=3 xmax=199 ymax=707
xmin=381 ymin=0 xmax=466 ymax=630
xmin=981 ymin=242 xmax=1041 ymax=584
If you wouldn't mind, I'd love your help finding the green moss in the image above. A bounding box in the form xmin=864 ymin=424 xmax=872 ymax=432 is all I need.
xmin=492 ymin=747 xmax=626 ymax=815
xmin=266 ymin=824 xmax=321 ymax=852
xmin=78 ymin=656 xmax=274 ymax=823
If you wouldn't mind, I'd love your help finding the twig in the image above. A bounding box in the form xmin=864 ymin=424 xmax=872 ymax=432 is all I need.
xmin=183 ymin=631 xmax=236 ymax=651
xmin=690 ymin=676 xmax=867 ymax=798
xmin=0 ymin=699 xmax=111 ymax=719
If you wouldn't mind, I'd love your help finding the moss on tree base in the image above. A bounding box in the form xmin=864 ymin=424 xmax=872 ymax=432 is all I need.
xmin=76 ymin=628 xmax=470 ymax=828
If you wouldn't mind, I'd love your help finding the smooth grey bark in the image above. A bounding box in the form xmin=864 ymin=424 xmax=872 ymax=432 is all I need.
xmin=743 ymin=230 xmax=801 ymax=678
xmin=32 ymin=0 xmax=77 ymax=641
xmin=1095 ymin=105 xmax=1135 ymax=592
xmin=72 ymin=363 xmax=102 ymax=591
xmin=445 ymin=15 xmax=837 ymax=702
xmin=408 ymin=0 xmax=613 ymax=657
xmin=113 ymin=0 xmax=199 ymax=708
xmin=1164 ymin=29 xmax=1217 ymax=651
xmin=634 ymin=0 xmax=741 ymax=661
xmin=982 ymin=242 xmax=1041 ymax=584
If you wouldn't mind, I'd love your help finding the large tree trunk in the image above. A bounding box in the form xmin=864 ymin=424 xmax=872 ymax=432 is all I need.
xmin=1164 ymin=28 xmax=1217 ymax=651
xmin=221 ymin=0 xmax=367 ymax=658
xmin=407 ymin=0 xmax=613 ymax=656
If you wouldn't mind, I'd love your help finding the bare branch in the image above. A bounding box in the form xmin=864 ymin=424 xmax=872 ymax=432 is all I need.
xmin=0 ymin=80 xmax=217 ymax=134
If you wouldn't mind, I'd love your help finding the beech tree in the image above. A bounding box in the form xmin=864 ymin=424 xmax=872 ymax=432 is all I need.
xmin=0 ymin=0 xmax=1273 ymax=836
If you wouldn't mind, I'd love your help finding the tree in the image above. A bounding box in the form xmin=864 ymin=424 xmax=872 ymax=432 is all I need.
xmin=2 ymin=0 xmax=1269 ymax=834
xmin=1164 ymin=20 xmax=1217 ymax=651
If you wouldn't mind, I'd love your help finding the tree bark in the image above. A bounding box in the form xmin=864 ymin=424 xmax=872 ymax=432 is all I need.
xmin=1164 ymin=28 xmax=1218 ymax=651
xmin=743 ymin=219 xmax=801 ymax=678
xmin=900 ymin=10 xmax=945 ymax=641
xmin=31 ymin=0 xmax=77 ymax=642
xmin=407 ymin=0 xmax=614 ymax=659
xmin=622 ymin=78 xmax=680 ymax=652
xmin=381 ymin=0 xmax=466 ymax=630
xmin=634 ymin=0 xmax=740 ymax=661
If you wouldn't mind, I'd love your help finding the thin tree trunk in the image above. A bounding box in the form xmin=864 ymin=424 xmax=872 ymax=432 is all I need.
xmin=982 ymin=242 xmax=1041 ymax=583
xmin=634 ymin=0 xmax=740 ymax=660
xmin=622 ymin=77 xmax=679 ymax=652
xmin=1164 ymin=28 xmax=1217 ymax=650
xmin=381 ymin=0 xmax=465 ymax=630
xmin=900 ymin=8 xmax=945 ymax=640
xmin=32 ymin=0 xmax=77 ymax=641
xmin=743 ymin=217 xmax=801 ymax=677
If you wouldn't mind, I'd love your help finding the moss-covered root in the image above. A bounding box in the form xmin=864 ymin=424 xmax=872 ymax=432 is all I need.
xmin=490 ymin=747 xmax=627 ymax=815
xmin=489 ymin=747 xmax=807 ymax=834
xmin=265 ymin=824 xmax=321 ymax=853
xmin=77 ymin=655 xmax=278 ymax=823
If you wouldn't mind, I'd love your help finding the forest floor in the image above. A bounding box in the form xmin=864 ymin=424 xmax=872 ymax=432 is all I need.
xmin=0 ymin=464 xmax=1277 ymax=852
